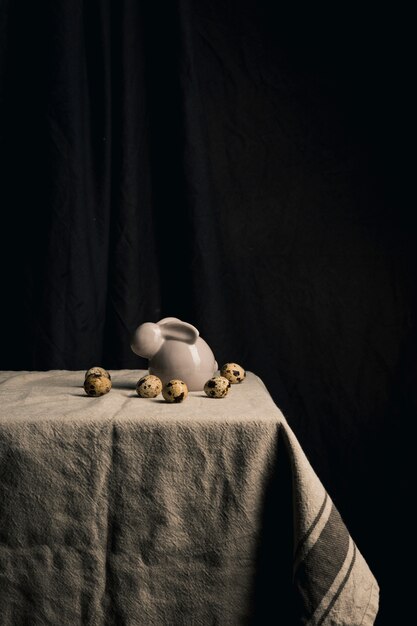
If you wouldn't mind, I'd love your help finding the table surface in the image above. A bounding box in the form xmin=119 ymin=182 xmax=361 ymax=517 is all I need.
xmin=0 ymin=369 xmax=283 ymax=424
xmin=0 ymin=370 xmax=379 ymax=626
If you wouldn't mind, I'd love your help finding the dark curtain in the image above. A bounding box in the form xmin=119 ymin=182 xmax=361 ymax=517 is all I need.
xmin=0 ymin=1 xmax=414 ymax=623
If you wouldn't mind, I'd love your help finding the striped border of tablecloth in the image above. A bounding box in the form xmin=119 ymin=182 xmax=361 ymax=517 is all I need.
xmin=279 ymin=421 xmax=378 ymax=626
xmin=293 ymin=492 xmax=357 ymax=625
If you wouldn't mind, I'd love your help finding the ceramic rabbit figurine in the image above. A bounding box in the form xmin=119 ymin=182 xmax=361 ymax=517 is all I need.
xmin=130 ymin=317 xmax=218 ymax=391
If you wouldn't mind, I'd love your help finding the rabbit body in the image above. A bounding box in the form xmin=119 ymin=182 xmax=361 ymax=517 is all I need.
xmin=131 ymin=318 xmax=218 ymax=391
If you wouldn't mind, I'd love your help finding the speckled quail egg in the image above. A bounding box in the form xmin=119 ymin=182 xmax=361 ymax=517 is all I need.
xmin=220 ymin=363 xmax=246 ymax=384
xmin=85 ymin=366 xmax=111 ymax=380
xmin=84 ymin=373 xmax=112 ymax=396
xmin=162 ymin=379 xmax=188 ymax=403
xmin=136 ymin=374 xmax=163 ymax=398
xmin=204 ymin=376 xmax=231 ymax=398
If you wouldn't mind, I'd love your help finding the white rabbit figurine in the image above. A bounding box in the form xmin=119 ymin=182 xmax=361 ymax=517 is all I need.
xmin=130 ymin=317 xmax=218 ymax=391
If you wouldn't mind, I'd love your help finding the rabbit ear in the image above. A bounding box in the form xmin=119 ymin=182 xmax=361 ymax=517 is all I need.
xmin=157 ymin=319 xmax=199 ymax=344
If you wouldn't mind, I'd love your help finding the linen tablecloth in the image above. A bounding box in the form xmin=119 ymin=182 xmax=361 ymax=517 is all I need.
xmin=0 ymin=370 xmax=379 ymax=625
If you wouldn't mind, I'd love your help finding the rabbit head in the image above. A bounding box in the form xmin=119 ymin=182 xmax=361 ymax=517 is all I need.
xmin=130 ymin=318 xmax=199 ymax=358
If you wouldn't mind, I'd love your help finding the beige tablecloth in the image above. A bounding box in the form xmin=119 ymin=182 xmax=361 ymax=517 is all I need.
xmin=0 ymin=370 xmax=379 ymax=625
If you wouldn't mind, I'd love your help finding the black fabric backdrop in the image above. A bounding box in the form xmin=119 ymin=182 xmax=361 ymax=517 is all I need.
xmin=0 ymin=1 xmax=414 ymax=624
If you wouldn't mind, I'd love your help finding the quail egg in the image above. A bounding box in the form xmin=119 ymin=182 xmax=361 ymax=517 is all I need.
xmin=136 ymin=374 xmax=163 ymax=398
xmin=84 ymin=373 xmax=112 ymax=396
xmin=162 ymin=379 xmax=188 ymax=403
xmin=204 ymin=376 xmax=231 ymax=398
xmin=220 ymin=363 xmax=246 ymax=384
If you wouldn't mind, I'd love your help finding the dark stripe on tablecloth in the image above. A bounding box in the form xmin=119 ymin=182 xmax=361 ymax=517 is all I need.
xmin=294 ymin=503 xmax=350 ymax=618
xmin=294 ymin=492 xmax=328 ymax=563
xmin=316 ymin=543 xmax=357 ymax=626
